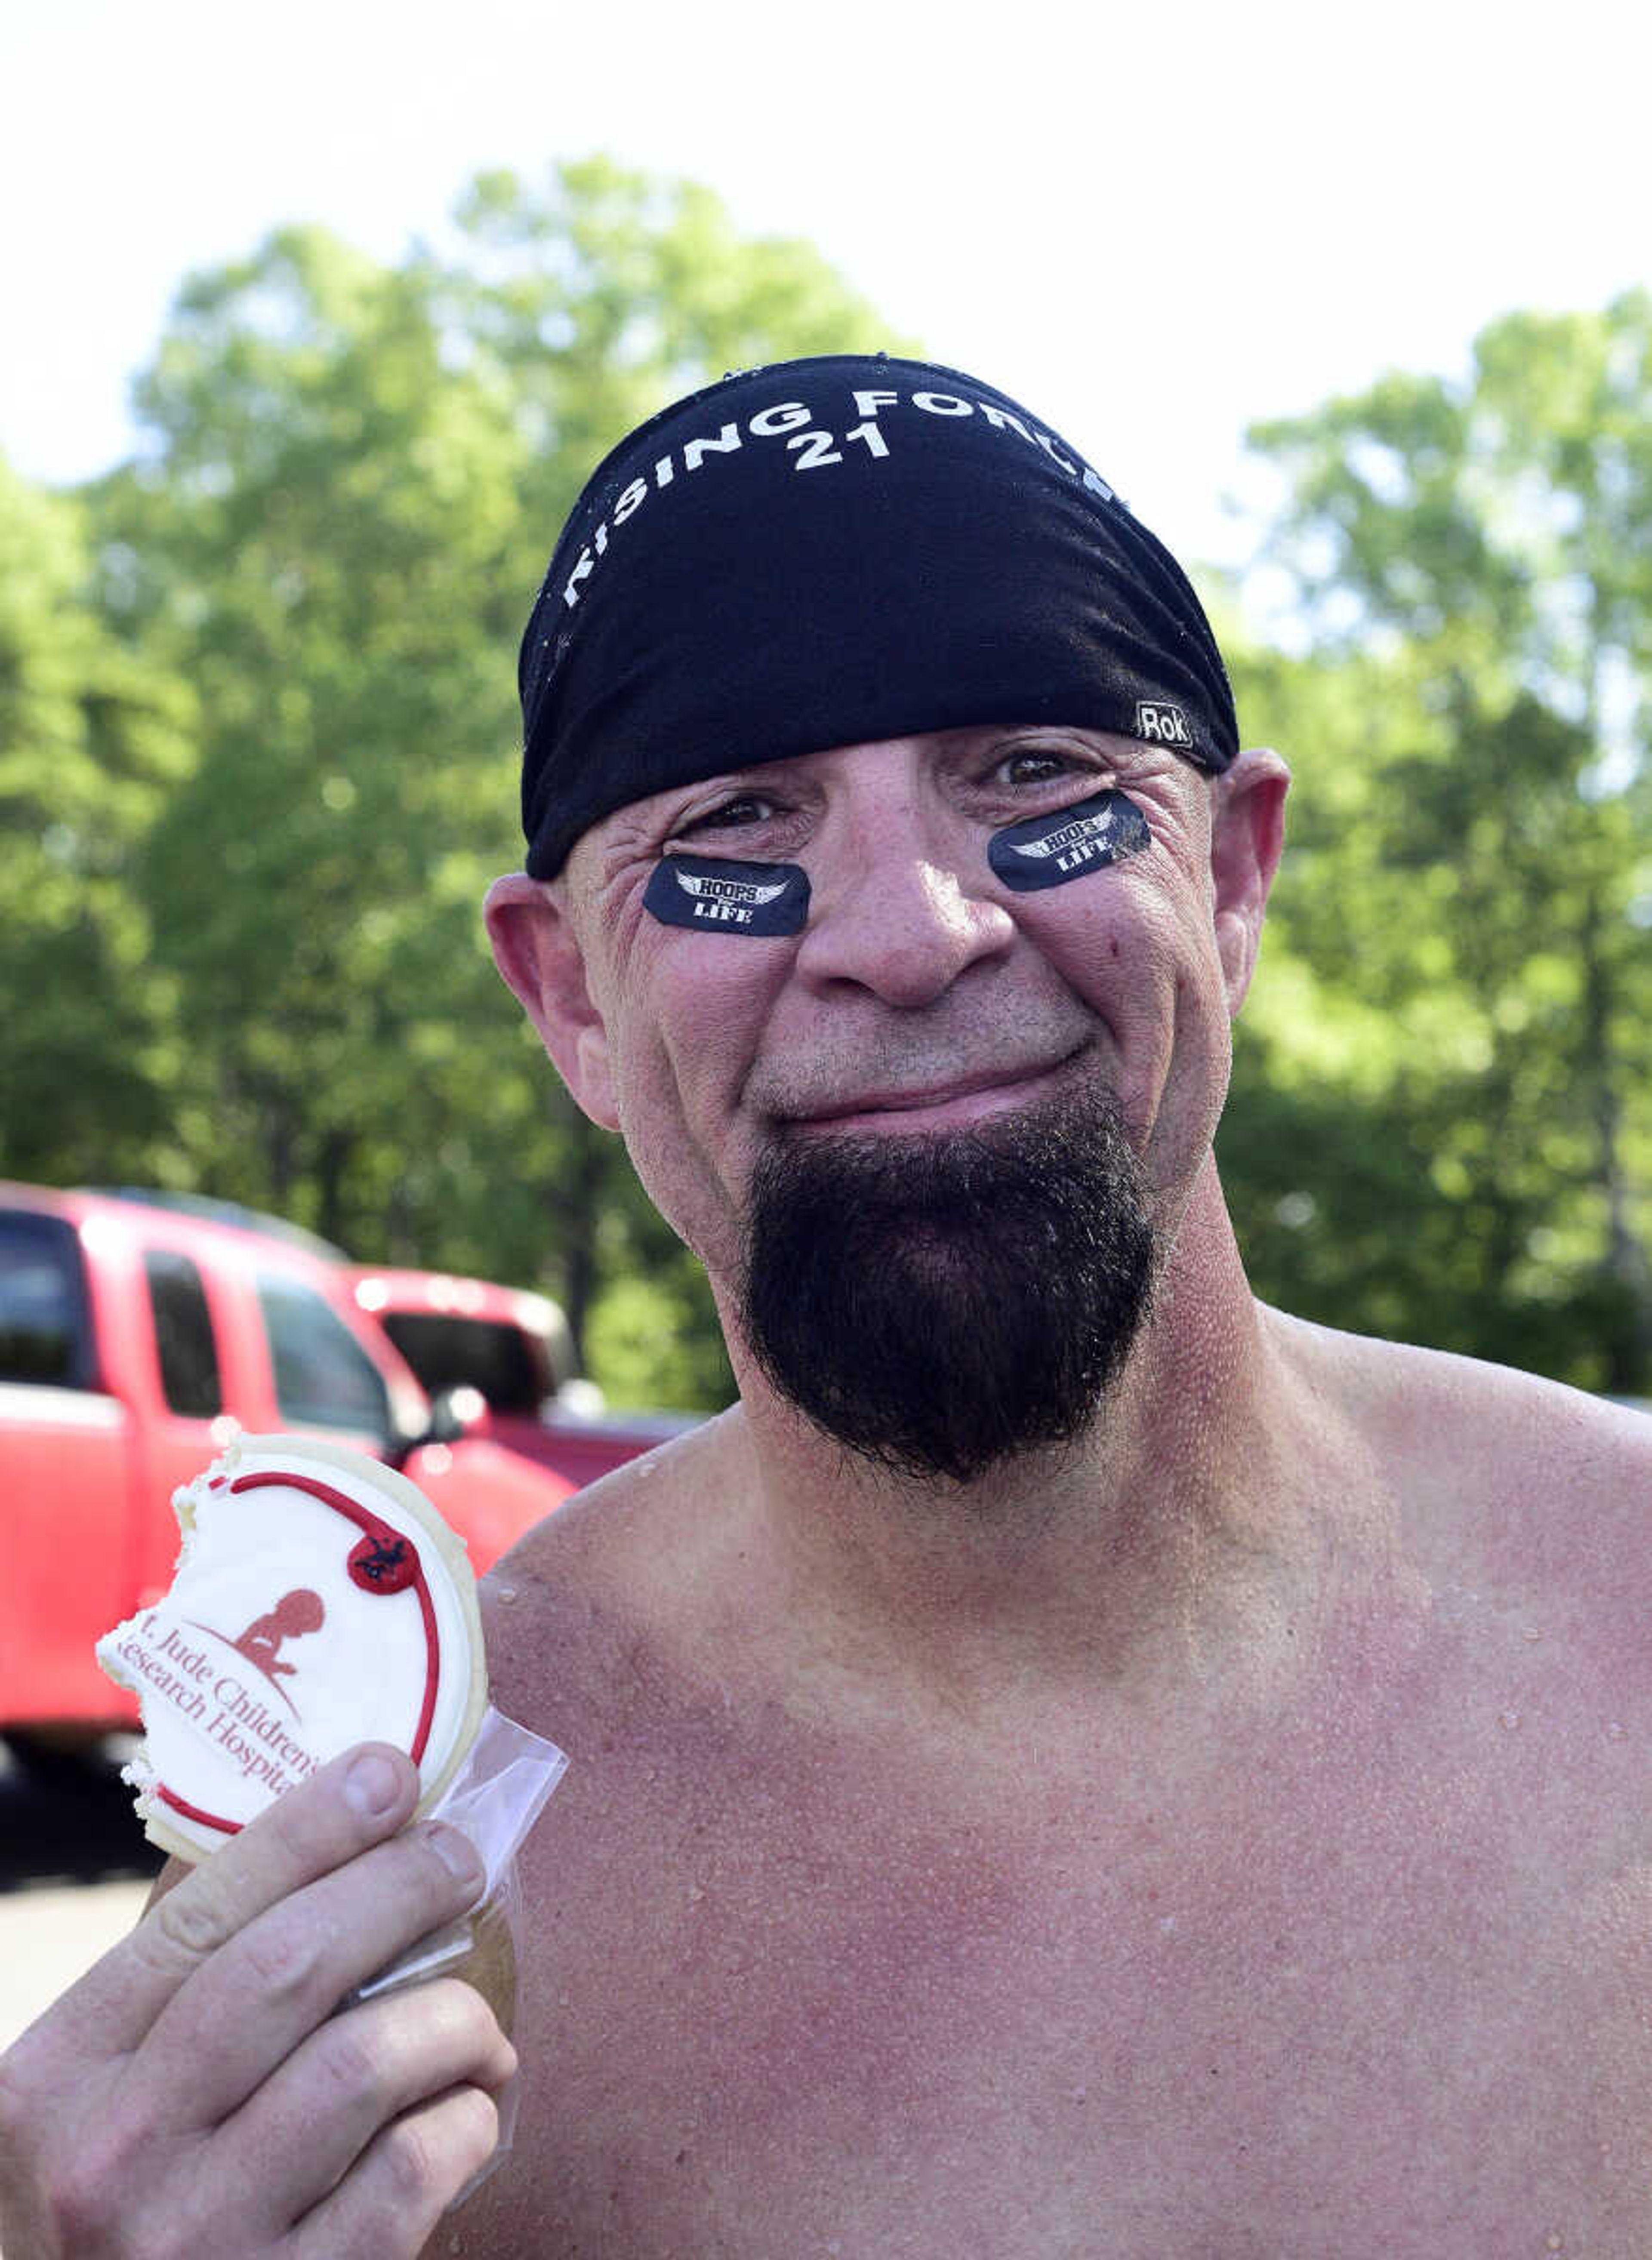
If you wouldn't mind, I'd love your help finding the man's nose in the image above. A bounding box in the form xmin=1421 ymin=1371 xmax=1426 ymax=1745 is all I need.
xmin=792 ymin=822 xmax=1017 ymax=1008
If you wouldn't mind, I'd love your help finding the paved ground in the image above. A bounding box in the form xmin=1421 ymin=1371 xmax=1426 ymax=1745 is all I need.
xmin=0 ymin=1737 xmax=163 ymax=2057
xmin=0 ymin=1875 xmax=152 ymax=2053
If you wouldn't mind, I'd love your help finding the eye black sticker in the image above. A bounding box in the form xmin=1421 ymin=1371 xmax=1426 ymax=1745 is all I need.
xmin=644 ymin=853 xmax=811 ymax=936
xmin=988 ymin=789 xmax=1151 ymax=893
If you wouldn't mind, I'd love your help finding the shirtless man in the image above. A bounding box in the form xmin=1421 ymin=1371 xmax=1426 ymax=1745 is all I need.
xmin=3 ymin=356 xmax=1647 ymax=2257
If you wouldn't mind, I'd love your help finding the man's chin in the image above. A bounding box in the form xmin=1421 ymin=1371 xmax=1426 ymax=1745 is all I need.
xmin=738 ymin=1089 xmax=1156 ymax=1485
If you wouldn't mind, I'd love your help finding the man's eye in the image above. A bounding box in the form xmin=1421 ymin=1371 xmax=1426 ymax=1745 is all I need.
xmin=999 ymin=749 xmax=1087 ymax=787
xmin=678 ymin=793 xmax=774 ymax=834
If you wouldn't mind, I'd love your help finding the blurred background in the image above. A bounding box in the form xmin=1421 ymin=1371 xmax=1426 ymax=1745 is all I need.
xmin=3 ymin=0 xmax=1649 ymax=1412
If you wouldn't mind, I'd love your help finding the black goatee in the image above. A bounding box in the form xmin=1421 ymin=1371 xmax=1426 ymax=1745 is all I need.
xmin=738 ymin=1086 xmax=1155 ymax=1484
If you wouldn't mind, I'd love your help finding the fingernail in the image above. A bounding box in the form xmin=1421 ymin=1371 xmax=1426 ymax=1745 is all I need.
xmin=345 ymin=1749 xmax=401 ymax=1818
xmin=425 ymin=1823 xmax=484 ymax=1889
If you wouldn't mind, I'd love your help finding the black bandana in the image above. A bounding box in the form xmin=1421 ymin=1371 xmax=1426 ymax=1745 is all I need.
xmin=518 ymin=355 xmax=1238 ymax=878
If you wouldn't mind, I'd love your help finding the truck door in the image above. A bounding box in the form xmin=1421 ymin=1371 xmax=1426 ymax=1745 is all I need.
xmin=253 ymin=1270 xmax=401 ymax=1454
xmin=0 ymin=1207 xmax=136 ymax=1726
xmin=126 ymin=1242 xmax=241 ymax=1610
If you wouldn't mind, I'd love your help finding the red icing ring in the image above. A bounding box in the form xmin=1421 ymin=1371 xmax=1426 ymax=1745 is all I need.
xmin=154 ymin=1468 xmax=443 ymax=1839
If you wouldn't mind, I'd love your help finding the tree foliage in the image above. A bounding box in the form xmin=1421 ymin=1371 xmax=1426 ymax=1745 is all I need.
xmin=1224 ymin=293 xmax=1652 ymax=1391
xmin=4 ymin=163 xmax=1646 ymax=1401
xmin=10 ymin=159 xmax=905 ymax=1401
xmin=0 ymin=461 xmax=195 ymax=1180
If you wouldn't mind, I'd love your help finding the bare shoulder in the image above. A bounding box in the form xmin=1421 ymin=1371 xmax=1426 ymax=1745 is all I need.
xmin=1269 ymin=1311 xmax=1652 ymax=1504
xmin=474 ymin=1407 xmax=755 ymax=1755
xmin=1268 ymin=1304 xmax=1652 ymax=1677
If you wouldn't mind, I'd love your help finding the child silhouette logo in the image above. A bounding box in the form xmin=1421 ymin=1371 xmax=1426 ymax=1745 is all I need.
xmin=231 ymin=1588 xmax=326 ymax=1680
xmin=188 ymin=1587 xmax=325 ymax=1721
xmin=219 ymin=1588 xmax=326 ymax=1717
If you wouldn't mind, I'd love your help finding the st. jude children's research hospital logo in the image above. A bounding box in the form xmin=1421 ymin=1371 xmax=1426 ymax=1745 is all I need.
xmin=106 ymin=1469 xmax=445 ymax=1838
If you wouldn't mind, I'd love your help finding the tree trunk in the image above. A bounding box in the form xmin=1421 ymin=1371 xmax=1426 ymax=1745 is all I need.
xmin=1578 ymin=879 xmax=1652 ymax=1392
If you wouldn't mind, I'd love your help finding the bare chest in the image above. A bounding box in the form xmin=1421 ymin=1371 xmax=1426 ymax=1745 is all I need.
xmin=457 ymin=1651 xmax=1648 ymax=2257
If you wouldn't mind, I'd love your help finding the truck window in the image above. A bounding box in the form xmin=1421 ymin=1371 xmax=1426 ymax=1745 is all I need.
xmin=376 ymin=1313 xmax=545 ymax=1414
xmin=256 ymin=1272 xmax=392 ymax=1438
xmin=143 ymin=1248 xmax=224 ymax=1417
xmin=0 ymin=1210 xmax=96 ymax=1388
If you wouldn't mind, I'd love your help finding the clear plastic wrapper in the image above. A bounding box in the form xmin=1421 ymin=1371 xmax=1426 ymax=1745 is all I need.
xmin=341 ymin=1705 xmax=568 ymax=2195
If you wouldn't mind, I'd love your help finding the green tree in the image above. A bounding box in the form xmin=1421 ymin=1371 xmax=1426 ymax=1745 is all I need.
xmin=440 ymin=155 xmax=916 ymax=537
xmin=1231 ymin=294 xmax=1652 ymax=1391
xmin=72 ymin=160 xmax=905 ymax=1404
xmin=0 ymin=460 xmax=195 ymax=1182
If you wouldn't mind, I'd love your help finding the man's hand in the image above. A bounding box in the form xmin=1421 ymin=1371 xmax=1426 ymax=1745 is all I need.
xmin=0 ymin=1743 xmax=515 ymax=2258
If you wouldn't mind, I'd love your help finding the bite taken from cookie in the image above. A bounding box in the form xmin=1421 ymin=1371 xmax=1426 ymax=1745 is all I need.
xmin=97 ymin=1434 xmax=489 ymax=1862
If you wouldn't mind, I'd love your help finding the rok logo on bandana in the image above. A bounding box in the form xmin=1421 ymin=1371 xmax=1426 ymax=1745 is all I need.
xmin=1134 ymin=700 xmax=1194 ymax=751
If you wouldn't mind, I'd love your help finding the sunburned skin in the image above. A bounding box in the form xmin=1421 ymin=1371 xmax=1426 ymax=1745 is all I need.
xmin=444 ymin=1295 xmax=1652 ymax=2260
xmin=461 ymin=723 xmax=1651 ymax=2257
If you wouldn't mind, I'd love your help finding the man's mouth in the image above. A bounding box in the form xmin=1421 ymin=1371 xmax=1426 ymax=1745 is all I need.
xmin=778 ymin=1049 xmax=1087 ymax=1135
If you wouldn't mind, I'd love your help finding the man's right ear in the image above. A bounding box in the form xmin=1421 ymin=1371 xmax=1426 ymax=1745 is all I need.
xmin=484 ymin=874 xmax=620 ymax=1130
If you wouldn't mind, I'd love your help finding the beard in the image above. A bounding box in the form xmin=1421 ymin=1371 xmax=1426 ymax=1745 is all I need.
xmin=737 ymin=1084 xmax=1156 ymax=1485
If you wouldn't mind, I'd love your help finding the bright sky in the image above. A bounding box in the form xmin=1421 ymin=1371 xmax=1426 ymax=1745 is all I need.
xmin=3 ymin=0 xmax=1646 ymax=576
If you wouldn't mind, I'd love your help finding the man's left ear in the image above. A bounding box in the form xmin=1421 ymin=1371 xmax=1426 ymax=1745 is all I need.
xmin=484 ymin=871 xmax=619 ymax=1130
xmin=1209 ymin=747 xmax=1290 ymax=1017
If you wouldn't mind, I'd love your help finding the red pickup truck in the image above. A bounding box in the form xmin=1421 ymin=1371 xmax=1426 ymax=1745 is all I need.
xmin=0 ymin=1184 xmax=654 ymax=1750
xmin=348 ymin=1264 xmax=698 ymax=1491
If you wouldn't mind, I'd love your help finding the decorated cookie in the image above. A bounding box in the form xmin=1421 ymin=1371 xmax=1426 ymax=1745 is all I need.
xmin=97 ymin=1434 xmax=489 ymax=1863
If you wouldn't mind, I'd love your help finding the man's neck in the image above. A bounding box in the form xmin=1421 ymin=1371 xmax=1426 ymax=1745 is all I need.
xmin=711 ymin=1160 xmax=1388 ymax=1736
